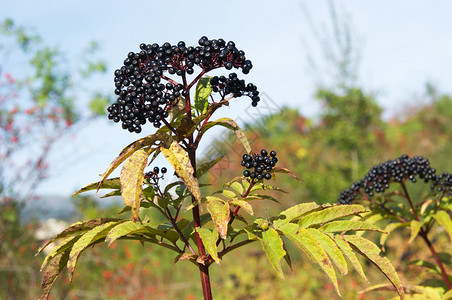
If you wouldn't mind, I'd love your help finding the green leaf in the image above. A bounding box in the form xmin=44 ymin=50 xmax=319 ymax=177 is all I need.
xmin=120 ymin=148 xmax=150 ymax=221
xmin=407 ymin=259 xmax=441 ymax=275
xmin=273 ymin=202 xmax=320 ymax=229
xmin=37 ymin=218 xmax=122 ymax=255
xmin=106 ymin=220 xmax=180 ymax=245
xmin=197 ymin=155 xmax=224 ymax=178
xmin=433 ymin=211 xmax=452 ymax=242
xmin=333 ymin=235 xmax=368 ymax=283
xmin=245 ymin=227 xmax=286 ymax=279
xmin=230 ymin=200 xmax=254 ymax=216
xmin=67 ymin=221 xmax=120 ymax=279
xmin=244 ymin=194 xmax=280 ymax=203
xmin=194 ymin=76 xmax=212 ymax=115
xmin=100 ymin=190 xmax=121 ymax=198
xmin=228 ymin=181 xmax=244 ymax=196
xmin=200 ymin=117 xmax=251 ymax=153
xmin=307 ymin=228 xmax=348 ymax=275
xmin=221 ymin=189 xmax=237 ymax=199
xmin=160 ymin=140 xmax=201 ymax=205
xmin=98 ymin=135 xmax=162 ymax=193
xmin=250 ymin=183 xmax=287 ymax=193
xmin=72 ymin=177 xmax=121 ymax=196
xmin=40 ymin=236 xmax=81 ymax=272
xmin=206 ymin=196 xmax=230 ymax=239
xmin=343 ymin=235 xmax=405 ymax=299
xmin=319 ymin=220 xmax=386 ymax=233
xmin=298 ymin=204 xmax=366 ymax=228
xmin=279 ymin=223 xmax=340 ymax=295
xmin=196 ymin=228 xmax=220 ymax=264
xmin=409 ymin=220 xmax=423 ymax=243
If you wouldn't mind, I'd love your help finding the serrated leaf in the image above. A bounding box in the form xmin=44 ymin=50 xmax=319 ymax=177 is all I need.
xmin=333 ymin=235 xmax=368 ymax=283
xmin=409 ymin=220 xmax=423 ymax=243
xmin=273 ymin=167 xmax=301 ymax=182
xmin=279 ymin=223 xmax=340 ymax=295
xmin=120 ymin=148 xmax=150 ymax=221
xmin=67 ymin=221 xmax=120 ymax=279
xmin=194 ymin=76 xmax=212 ymax=115
xmin=37 ymin=218 xmax=122 ymax=255
xmin=161 ymin=140 xmax=201 ymax=204
xmin=106 ymin=220 xmax=180 ymax=245
xmin=343 ymin=235 xmax=405 ymax=299
xmin=72 ymin=177 xmax=120 ymax=196
xmin=433 ymin=211 xmax=452 ymax=242
xmin=196 ymin=228 xmax=220 ymax=265
xmin=273 ymin=202 xmax=320 ymax=229
xmin=319 ymin=220 xmax=386 ymax=233
xmin=298 ymin=204 xmax=366 ymax=228
xmin=40 ymin=236 xmax=81 ymax=272
xmin=250 ymin=183 xmax=287 ymax=193
xmin=307 ymin=228 xmax=348 ymax=275
xmin=197 ymin=155 xmax=224 ymax=178
xmin=245 ymin=227 xmax=286 ymax=279
xmin=206 ymin=196 xmax=230 ymax=239
xmin=39 ymin=250 xmax=71 ymax=300
xmin=98 ymin=135 xmax=161 ymax=193
xmin=200 ymin=117 xmax=251 ymax=153
xmin=230 ymin=200 xmax=254 ymax=216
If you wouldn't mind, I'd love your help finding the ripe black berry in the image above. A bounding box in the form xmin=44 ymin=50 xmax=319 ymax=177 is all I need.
xmin=209 ymin=73 xmax=260 ymax=106
xmin=241 ymin=149 xmax=278 ymax=181
xmin=338 ymin=155 xmax=438 ymax=204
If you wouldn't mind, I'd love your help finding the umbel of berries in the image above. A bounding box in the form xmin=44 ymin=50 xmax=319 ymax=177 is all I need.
xmin=242 ymin=149 xmax=278 ymax=180
xmin=338 ymin=154 xmax=438 ymax=205
xmin=107 ymin=36 xmax=260 ymax=133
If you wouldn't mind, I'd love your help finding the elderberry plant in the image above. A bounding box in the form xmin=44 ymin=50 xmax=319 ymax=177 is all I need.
xmin=38 ymin=37 xmax=405 ymax=300
xmin=338 ymin=155 xmax=452 ymax=298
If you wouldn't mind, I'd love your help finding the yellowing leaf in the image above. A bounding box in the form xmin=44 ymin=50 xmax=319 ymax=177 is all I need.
xmin=120 ymin=148 xmax=150 ymax=221
xmin=72 ymin=177 xmax=120 ymax=196
xmin=409 ymin=220 xmax=423 ymax=243
xmin=319 ymin=220 xmax=386 ymax=234
xmin=230 ymin=200 xmax=254 ymax=216
xmin=343 ymin=235 xmax=405 ymax=299
xmin=245 ymin=227 xmax=286 ymax=278
xmin=194 ymin=76 xmax=212 ymax=114
xmin=196 ymin=228 xmax=220 ymax=264
xmin=307 ymin=228 xmax=348 ymax=275
xmin=206 ymin=196 xmax=230 ymax=239
xmin=433 ymin=211 xmax=452 ymax=242
xmin=279 ymin=223 xmax=340 ymax=295
xmin=333 ymin=235 xmax=368 ymax=283
xmin=298 ymin=204 xmax=366 ymax=228
xmin=160 ymin=140 xmax=201 ymax=204
xmin=273 ymin=202 xmax=319 ymax=229
xmin=98 ymin=135 xmax=161 ymax=193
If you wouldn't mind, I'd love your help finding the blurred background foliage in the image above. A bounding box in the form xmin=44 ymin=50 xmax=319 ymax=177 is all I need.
xmin=2 ymin=4 xmax=452 ymax=299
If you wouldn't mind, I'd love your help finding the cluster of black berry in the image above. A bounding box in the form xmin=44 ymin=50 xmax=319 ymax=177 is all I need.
xmin=430 ymin=172 xmax=452 ymax=194
xmin=144 ymin=167 xmax=167 ymax=184
xmin=241 ymin=149 xmax=278 ymax=180
xmin=210 ymin=73 xmax=260 ymax=106
xmin=338 ymin=155 xmax=437 ymax=204
xmin=107 ymin=36 xmax=255 ymax=133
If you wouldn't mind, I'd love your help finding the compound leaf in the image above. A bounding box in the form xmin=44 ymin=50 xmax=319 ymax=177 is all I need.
xmin=279 ymin=223 xmax=340 ymax=295
xmin=333 ymin=235 xmax=368 ymax=283
xmin=273 ymin=202 xmax=319 ymax=229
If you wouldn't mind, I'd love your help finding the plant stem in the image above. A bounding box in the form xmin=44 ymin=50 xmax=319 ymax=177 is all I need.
xmin=419 ymin=229 xmax=452 ymax=290
xmin=401 ymin=182 xmax=451 ymax=290
xmin=185 ymin=78 xmax=213 ymax=300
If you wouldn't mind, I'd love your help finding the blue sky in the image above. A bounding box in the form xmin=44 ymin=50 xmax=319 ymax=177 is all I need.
xmin=2 ymin=0 xmax=452 ymax=197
